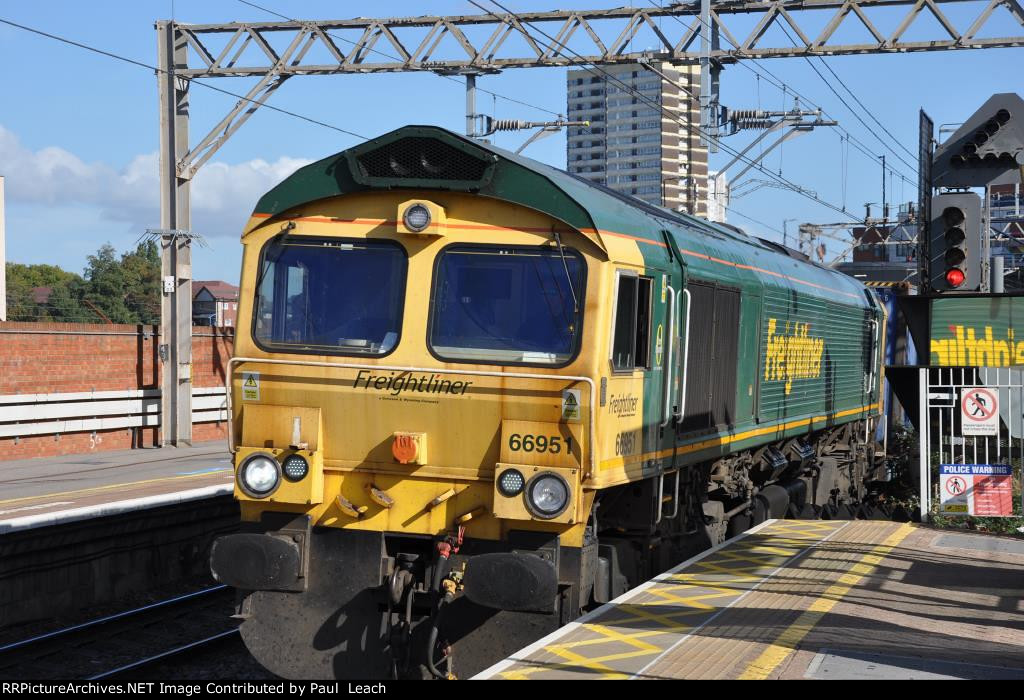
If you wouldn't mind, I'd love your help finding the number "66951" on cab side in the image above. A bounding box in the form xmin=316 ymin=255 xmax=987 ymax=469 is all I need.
xmin=507 ymin=433 xmax=573 ymax=454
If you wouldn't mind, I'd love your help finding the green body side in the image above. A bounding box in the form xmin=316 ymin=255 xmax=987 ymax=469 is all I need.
xmin=254 ymin=125 xmax=884 ymax=468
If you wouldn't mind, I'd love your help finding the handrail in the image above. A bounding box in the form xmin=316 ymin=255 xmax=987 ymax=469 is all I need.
xmin=667 ymin=469 xmax=680 ymax=520
xmin=865 ymin=319 xmax=879 ymax=395
xmin=676 ymin=288 xmax=692 ymax=423
xmin=661 ymin=285 xmax=676 ymax=428
xmin=225 ymin=356 xmax=598 ymax=478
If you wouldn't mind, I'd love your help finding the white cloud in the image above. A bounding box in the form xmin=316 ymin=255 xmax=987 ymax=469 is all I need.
xmin=0 ymin=124 xmax=311 ymax=240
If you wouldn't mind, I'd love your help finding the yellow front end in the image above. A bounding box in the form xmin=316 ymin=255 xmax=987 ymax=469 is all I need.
xmin=229 ymin=190 xmax=606 ymax=548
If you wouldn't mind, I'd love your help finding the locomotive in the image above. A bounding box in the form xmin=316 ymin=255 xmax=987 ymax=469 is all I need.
xmin=209 ymin=125 xmax=886 ymax=679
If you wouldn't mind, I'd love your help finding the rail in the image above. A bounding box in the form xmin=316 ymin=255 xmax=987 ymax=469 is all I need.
xmin=0 ymin=585 xmax=236 ymax=680
xmin=226 ymin=357 xmax=598 ymax=477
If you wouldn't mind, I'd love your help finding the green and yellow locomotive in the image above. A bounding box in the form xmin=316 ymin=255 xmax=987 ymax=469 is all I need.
xmin=210 ymin=126 xmax=886 ymax=679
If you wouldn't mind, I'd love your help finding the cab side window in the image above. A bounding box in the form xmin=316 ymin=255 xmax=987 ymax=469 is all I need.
xmin=611 ymin=273 xmax=652 ymax=371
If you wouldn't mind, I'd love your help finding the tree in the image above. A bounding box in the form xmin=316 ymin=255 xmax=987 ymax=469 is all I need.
xmin=6 ymin=242 xmax=163 ymax=324
xmin=4 ymin=262 xmax=87 ymax=321
xmin=121 ymin=241 xmax=161 ymax=324
xmin=83 ymin=243 xmax=132 ymax=323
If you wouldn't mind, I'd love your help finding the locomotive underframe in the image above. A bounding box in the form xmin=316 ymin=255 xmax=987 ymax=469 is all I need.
xmin=218 ymin=417 xmax=881 ymax=679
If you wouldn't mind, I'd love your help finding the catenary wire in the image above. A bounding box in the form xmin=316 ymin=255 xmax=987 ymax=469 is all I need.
xmin=235 ymin=0 xmax=564 ymax=120
xmin=645 ymin=0 xmax=916 ymax=183
xmin=471 ymin=0 xmax=862 ymax=223
xmin=0 ymin=16 xmax=368 ymax=141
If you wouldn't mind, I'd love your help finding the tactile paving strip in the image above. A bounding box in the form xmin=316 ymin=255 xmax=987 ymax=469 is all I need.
xmin=475 ymin=519 xmax=848 ymax=680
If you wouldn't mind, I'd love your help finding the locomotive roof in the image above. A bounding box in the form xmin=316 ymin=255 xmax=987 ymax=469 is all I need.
xmin=249 ymin=125 xmax=868 ymax=305
xmin=252 ymin=124 xmax=745 ymax=246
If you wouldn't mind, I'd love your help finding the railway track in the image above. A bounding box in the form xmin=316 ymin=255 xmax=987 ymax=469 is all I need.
xmin=0 ymin=585 xmax=240 ymax=680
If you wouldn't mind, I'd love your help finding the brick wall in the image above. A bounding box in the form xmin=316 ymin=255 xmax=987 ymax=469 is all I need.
xmin=0 ymin=322 xmax=234 ymax=460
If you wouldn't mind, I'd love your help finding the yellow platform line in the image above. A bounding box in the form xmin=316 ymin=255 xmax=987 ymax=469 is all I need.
xmin=737 ymin=523 xmax=915 ymax=680
xmin=0 ymin=470 xmax=232 ymax=507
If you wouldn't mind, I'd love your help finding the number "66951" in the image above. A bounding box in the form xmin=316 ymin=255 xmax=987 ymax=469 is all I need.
xmin=508 ymin=433 xmax=572 ymax=454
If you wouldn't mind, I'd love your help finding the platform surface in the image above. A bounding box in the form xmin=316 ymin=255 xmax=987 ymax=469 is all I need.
xmin=0 ymin=441 xmax=232 ymax=531
xmin=476 ymin=519 xmax=1024 ymax=680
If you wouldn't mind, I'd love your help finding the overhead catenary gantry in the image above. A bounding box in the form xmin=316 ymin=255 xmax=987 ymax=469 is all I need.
xmin=155 ymin=0 xmax=1024 ymax=445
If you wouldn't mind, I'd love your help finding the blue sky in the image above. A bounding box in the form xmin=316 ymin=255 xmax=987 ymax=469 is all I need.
xmin=0 ymin=0 xmax=1020 ymax=282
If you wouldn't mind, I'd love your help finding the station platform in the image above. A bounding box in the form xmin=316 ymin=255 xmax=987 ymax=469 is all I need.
xmin=477 ymin=519 xmax=1024 ymax=680
xmin=0 ymin=441 xmax=233 ymax=532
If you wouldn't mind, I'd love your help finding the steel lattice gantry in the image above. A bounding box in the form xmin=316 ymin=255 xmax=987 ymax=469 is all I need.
xmin=155 ymin=0 xmax=1024 ymax=445
xmin=176 ymin=0 xmax=1024 ymax=76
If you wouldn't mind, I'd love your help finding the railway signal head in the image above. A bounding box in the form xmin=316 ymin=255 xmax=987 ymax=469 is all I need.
xmin=933 ymin=93 xmax=1024 ymax=188
xmin=929 ymin=192 xmax=981 ymax=292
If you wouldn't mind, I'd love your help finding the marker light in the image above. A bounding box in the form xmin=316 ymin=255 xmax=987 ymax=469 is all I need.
xmin=403 ymin=204 xmax=431 ymax=232
xmin=239 ymin=454 xmax=280 ymax=498
xmin=525 ymin=472 xmax=570 ymax=519
xmin=946 ymin=268 xmax=966 ymax=287
xmin=282 ymin=454 xmax=309 ymax=482
xmin=497 ymin=468 xmax=525 ymax=497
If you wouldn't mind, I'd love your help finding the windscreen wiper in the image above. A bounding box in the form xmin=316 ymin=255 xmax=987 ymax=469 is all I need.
xmin=552 ymin=230 xmax=579 ymax=316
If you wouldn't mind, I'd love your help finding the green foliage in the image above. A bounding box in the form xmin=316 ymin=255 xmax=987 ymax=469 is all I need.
xmin=5 ymin=241 xmax=161 ymax=324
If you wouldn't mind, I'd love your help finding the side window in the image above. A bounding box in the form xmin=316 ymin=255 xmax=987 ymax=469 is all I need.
xmin=611 ymin=273 xmax=653 ymax=371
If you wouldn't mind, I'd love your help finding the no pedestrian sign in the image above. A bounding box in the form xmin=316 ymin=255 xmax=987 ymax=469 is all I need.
xmin=961 ymin=387 xmax=998 ymax=436
xmin=939 ymin=464 xmax=1014 ymax=516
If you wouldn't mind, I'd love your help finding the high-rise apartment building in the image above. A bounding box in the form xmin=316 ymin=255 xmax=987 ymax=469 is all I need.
xmin=565 ymin=62 xmax=707 ymax=217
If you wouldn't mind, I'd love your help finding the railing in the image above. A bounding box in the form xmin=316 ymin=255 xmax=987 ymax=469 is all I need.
xmin=0 ymin=387 xmax=227 ymax=439
xmin=226 ymin=357 xmax=597 ymax=477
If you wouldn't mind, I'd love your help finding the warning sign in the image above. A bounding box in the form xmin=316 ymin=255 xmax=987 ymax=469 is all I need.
xmin=242 ymin=371 xmax=260 ymax=401
xmin=961 ymin=387 xmax=998 ymax=436
xmin=939 ymin=464 xmax=1014 ymax=516
xmin=561 ymin=388 xmax=581 ymax=422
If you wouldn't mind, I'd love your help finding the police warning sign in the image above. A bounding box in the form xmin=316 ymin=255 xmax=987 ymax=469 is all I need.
xmin=939 ymin=464 xmax=1014 ymax=516
xmin=961 ymin=387 xmax=999 ymax=436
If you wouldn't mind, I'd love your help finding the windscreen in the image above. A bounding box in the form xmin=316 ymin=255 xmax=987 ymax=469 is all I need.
xmin=253 ymin=237 xmax=406 ymax=355
xmin=429 ymin=245 xmax=585 ymax=365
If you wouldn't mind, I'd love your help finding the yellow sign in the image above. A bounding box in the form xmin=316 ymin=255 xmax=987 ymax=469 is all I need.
xmin=931 ymin=325 xmax=1024 ymax=367
xmin=562 ymin=389 xmax=581 ymax=421
xmin=242 ymin=371 xmax=260 ymax=401
xmin=763 ymin=318 xmax=825 ymax=395
xmin=655 ymin=323 xmax=664 ymax=366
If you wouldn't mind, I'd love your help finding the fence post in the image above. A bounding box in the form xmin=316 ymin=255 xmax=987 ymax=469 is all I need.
xmin=918 ymin=367 xmax=930 ymax=523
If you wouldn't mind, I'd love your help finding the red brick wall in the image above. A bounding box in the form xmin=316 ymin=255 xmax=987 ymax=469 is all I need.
xmin=0 ymin=322 xmax=234 ymax=460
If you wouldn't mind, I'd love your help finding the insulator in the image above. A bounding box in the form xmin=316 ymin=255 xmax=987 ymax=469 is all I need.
xmin=736 ymin=118 xmax=773 ymax=130
xmin=729 ymin=109 xmax=769 ymax=121
xmin=491 ymin=119 xmax=529 ymax=132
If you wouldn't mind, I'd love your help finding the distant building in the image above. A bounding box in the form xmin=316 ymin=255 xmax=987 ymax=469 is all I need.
xmin=565 ymin=62 xmax=707 ymax=216
xmin=193 ymin=280 xmax=239 ymax=327
xmin=837 ymin=205 xmax=920 ymax=285
xmin=30 ymin=286 xmax=53 ymax=304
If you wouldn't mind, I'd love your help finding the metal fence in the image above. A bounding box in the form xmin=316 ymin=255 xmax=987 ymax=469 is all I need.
xmin=918 ymin=366 xmax=1024 ymax=520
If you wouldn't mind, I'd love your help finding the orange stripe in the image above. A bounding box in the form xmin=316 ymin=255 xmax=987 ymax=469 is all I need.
xmin=251 ymin=212 xmax=859 ymax=301
xmin=677 ymin=247 xmax=861 ymax=300
xmin=600 ymin=401 xmax=882 ymax=471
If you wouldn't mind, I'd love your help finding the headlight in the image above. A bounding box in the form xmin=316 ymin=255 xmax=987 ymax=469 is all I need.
xmin=497 ymin=468 xmax=525 ymax=497
xmin=403 ymin=203 xmax=431 ymax=232
xmin=525 ymin=472 xmax=570 ymax=519
xmin=239 ymin=454 xmax=280 ymax=498
xmin=282 ymin=454 xmax=309 ymax=482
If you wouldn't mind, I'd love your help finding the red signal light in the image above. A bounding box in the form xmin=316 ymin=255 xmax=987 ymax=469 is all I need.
xmin=946 ymin=268 xmax=966 ymax=287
